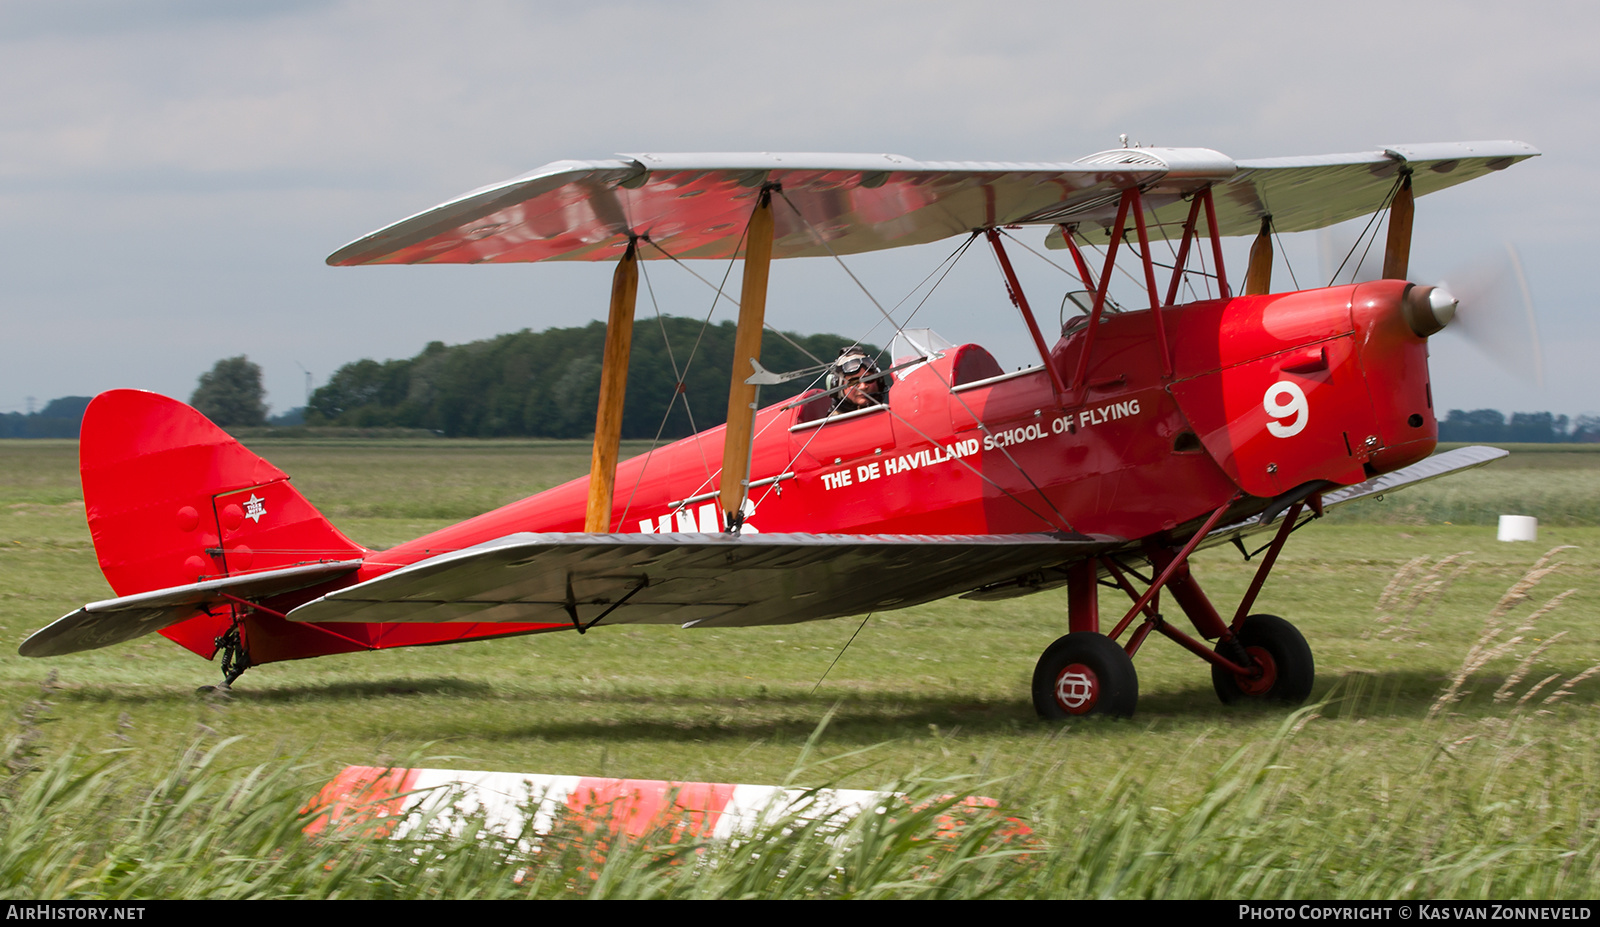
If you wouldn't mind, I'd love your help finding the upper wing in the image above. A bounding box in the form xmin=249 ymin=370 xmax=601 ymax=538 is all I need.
xmin=327 ymin=142 xmax=1535 ymax=267
xmin=1046 ymin=140 xmax=1539 ymax=248
xmin=1220 ymin=142 xmax=1538 ymax=235
xmin=326 ymin=152 xmax=1182 ymax=266
xmin=287 ymin=532 xmax=1121 ymax=629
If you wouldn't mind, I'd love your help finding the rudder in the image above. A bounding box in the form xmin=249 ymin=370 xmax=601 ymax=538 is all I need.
xmin=80 ymin=390 xmax=367 ymax=599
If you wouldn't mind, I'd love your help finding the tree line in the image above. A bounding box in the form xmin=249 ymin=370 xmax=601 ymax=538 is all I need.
xmin=1438 ymin=409 xmax=1600 ymax=444
xmin=12 ymin=338 xmax=1600 ymax=444
xmin=0 ymin=397 xmax=92 ymax=438
xmin=306 ymin=317 xmax=870 ymax=438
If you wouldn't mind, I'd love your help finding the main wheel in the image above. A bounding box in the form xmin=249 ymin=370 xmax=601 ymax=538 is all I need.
xmin=1212 ymin=614 xmax=1315 ymax=705
xmin=1032 ymin=632 xmax=1138 ymax=719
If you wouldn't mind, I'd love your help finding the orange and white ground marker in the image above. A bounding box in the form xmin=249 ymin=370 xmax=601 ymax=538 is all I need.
xmin=304 ymin=766 xmax=901 ymax=842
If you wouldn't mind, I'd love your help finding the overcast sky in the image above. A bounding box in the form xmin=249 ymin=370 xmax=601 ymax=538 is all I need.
xmin=1 ymin=1 xmax=1591 ymax=421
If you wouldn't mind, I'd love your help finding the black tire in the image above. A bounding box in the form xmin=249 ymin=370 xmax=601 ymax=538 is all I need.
xmin=1212 ymin=614 xmax=1315 ymax=705
xmin=1032 ymin=632 xmax=1138 ymax=719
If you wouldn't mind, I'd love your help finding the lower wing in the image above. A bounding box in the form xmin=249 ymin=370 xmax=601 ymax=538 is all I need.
xmin=287 ymin=533 xmax=1121 ymax=630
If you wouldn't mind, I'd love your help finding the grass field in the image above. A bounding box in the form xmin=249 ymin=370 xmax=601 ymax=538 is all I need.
xmin=2 ymin=439 xmax=1598 ymax=898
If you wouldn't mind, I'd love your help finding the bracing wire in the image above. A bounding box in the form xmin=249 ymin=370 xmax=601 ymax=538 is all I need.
xmin=615 ymin=229 xmax=749 ymax=527
xmin=775 ymin=192 xmax=1076 ymax=533
xmin=629 ymin=204 xmax=843 ymax=525
xmin=812 ymin=612 xmax=873 ymax=696
xmin=1078 ymin=232 xmax=1159 ymax=298
xmin=1328 ymin=173 xmax=1405 ymax=287
xmin=616 ymin=257 xmax=706 ymax=530
xmin=643 ymin=237 xmax=827 ymax=366
xmin=1269 ymin=216 xmax=1300 ymax=292
xmin=854 ymin=233 xmax=982 ymax=359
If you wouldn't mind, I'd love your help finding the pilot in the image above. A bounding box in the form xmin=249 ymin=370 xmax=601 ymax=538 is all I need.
xmin=829 ymin=349 xmax=888 ymax=412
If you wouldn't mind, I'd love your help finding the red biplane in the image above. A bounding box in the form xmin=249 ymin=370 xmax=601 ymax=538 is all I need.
xmin=22 ymin=140 xmax=1537 ymax=718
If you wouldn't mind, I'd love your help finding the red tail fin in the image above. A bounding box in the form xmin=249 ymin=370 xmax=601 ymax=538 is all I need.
xmin=80 ymin=390 xmax=366 ymax=598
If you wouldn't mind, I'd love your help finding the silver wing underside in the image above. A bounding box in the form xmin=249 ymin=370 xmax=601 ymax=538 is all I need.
xmin=960 ymin=446 xmax=1511 ymax=601
xmin=19 ymin=560 xmax=363 ymax=657
xmin=328 ymin=142 xmax=1536 ymax=267
xmin=288 ymin=533 xmax=1120 ymax=630
xmin=1202 ymin=445 xmax=1510 ymax=552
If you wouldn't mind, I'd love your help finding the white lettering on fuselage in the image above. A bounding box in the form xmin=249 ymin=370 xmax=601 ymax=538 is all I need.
xmin=823 ymin=399 xmax=1143 ymax=492
xmin=1079 ymin=398 xmax=1141 ymax=430
xmin=637 ymin=499 xmax=759 ymax=534
xmin=882 ymin=438 xmax=980 ymax=478
xmin=633 ymin=397 xmax=1147 ymax=519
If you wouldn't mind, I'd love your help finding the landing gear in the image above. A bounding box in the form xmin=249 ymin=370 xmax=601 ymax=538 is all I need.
xmin=1033 ymin=495 xmax=1322 ymax=719
xmin=1211 ymin=614 xmax=1314 ymax=705
xmin=1031 ymin=632 xmax=1138 ymax=719
xmin=196 ymin=620 xmax=250 ymax=696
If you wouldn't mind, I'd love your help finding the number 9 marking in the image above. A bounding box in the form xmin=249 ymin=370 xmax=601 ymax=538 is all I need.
xmin=1264 ymin=381 xmax=1308 ymax=438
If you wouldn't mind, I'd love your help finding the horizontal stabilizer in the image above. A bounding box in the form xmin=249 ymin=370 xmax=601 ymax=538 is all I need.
xmin=288 ymin=533 xmax=1121 ymax=630
xmin=1204 ymin=445 xmax=1510 ymax=550
xmin=19 ymin=560 xmax=362 ymax=658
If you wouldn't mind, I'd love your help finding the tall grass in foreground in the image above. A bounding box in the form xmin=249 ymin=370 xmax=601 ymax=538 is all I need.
xmin=4 ymin=698 xmax=1598 ymax=899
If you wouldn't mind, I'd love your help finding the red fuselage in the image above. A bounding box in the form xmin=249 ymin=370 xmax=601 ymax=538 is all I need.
xmin=204 ymin=280 xmax=1438 ymax=665
xmin=389 ymin=279 xmax=1434 ymax=546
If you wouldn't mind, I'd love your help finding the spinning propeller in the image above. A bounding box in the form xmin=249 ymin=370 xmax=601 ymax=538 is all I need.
xmin=1325 ymin=175 xmax=1545 ymax=387
xmin=1433 ymin=243 xmax=1544 ymax=388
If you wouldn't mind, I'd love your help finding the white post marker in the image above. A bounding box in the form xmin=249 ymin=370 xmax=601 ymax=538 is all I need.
xmin=1498 ymin=515 xmax=1538 ymax=542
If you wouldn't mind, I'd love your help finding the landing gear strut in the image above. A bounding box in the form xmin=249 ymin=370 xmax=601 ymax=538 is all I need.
xmin=1030 ymin=496 xmax=1319 ymax=719
xmin=197 ymin=604 xmax=253 ymax=696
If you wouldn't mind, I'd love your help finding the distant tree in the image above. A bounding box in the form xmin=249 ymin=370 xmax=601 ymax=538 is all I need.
xmin=1440 ymin=409 xmax=1508 ymax=443
xmin=1508 ymin=411 xmax=1569 ymax=443
xmin=36 ymin=396 xmax=92 ymax=421
xmin=0 ymin=397 xmax=92 ymax=438
xmin=191 ymin=356 xmax=267 ymax=427
xmin=1572 ymin=415 xmax=1600 ymax=443
xmin=1452 ymin=409 xmax=1506 ymax=428
xmin=268 ymin=407 xmax=306 ymax=426
xmin=306 ymin=318 xmax=873 ymax=438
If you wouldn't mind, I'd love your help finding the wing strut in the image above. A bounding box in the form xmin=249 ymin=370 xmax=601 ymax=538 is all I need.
xmin=1128 ymin=187 xmax=1173 ymax=379
xmin=1163 ymin=196 xmax=1204 ymax=306
xmin=1203 ymin=188 xmax=1231 ymax=298
xmin=1382 ymin=171 xmax=1414 ymax=280
xmin=584 ymin=237 xmax=640 ymax=532
xmin=1243 ymin=216 xmax=1274 ymax=296
xmin=1059 ymin=225 xmax=1097 ymax=291
xmin=720 ymin=187 xmax=776 ymax=531
xmin=1069 ymin=189 xmax=1133 ymax=394
xmin=985 ymin=228 xmax=1065 ymax=398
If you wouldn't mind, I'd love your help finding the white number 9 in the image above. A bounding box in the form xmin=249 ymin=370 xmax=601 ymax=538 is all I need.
xmin=1264 ymin=381 xmax=1308 ymax=438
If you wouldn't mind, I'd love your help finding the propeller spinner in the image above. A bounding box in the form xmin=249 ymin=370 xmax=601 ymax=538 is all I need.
xmin=1379 ymin=172 xmax=1541 ymax=386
